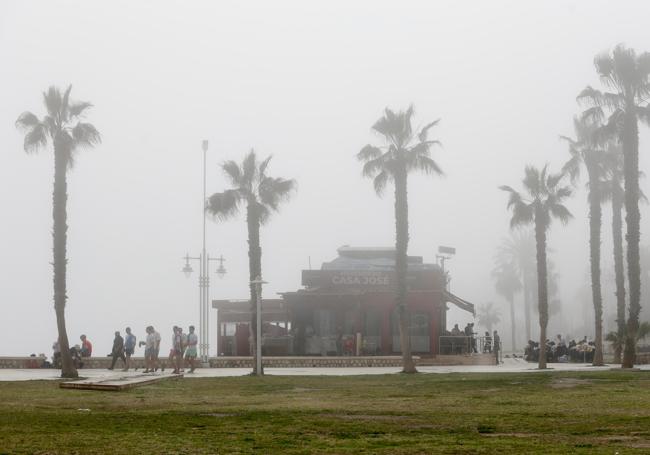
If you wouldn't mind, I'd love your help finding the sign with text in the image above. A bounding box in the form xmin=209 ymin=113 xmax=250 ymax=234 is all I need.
xmin=302 ymin=269 xmax=443 ymax=291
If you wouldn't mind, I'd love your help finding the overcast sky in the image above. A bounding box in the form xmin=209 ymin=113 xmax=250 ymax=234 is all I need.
xmin=2 ymin=0 xmax=650 ymax=357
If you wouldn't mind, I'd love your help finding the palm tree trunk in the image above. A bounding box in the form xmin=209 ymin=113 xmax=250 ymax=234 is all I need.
xmin=622 ymin=110 xmax=641 ymax=369
xmin=587 ymin=169 xmax=604 ymax=366
xmin=53 ymin=144 xmax=77 ymax=379
xmin=534 ymin=214 xmax=548 ymax=369
xmin=612 ymin=190 xmax=626 ymax=364
xmin=394 ymin=170 xmax=416 ymax=373
xmin=509 ymin=295 xmax=516 ymax=352
xmin=247 ymin=203 xmax=263 ymax=375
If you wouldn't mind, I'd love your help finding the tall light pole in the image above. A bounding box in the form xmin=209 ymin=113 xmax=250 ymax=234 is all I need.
xmin=251 ymin=276 xmax=267 ymax=376
xmin=181 ymin=140 xmax=227 ymax=367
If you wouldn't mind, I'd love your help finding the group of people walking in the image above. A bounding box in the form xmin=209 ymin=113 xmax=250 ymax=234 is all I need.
xmin=52 ymin=325 xmax=200 ymax=374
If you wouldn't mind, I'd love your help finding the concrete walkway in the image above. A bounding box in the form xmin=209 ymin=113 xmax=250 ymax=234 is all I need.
xmin=1 ymin=358 xmax=647 ymax=381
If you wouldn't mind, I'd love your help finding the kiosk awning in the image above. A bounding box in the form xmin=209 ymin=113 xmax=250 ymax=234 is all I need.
xmin=443 ymin=291 xmax=475 ymax=316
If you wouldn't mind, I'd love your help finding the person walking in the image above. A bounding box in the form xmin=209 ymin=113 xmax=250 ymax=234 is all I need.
xmin=142 ymin=326 xmax=158 ymax=373
xmin=123 ymin=327 xmax=137 ymax=372
xmin=493 ymin=330 xmax=501 ymax=365
xmin=171 ymin=326 xmax=183 ymax=374
xmin=185 ymin=325 xmax=198 ymax=373
xmin=109 ymin=331 xmax=126 ymax=370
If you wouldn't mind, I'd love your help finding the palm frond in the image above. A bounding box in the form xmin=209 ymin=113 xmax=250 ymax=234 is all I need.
xmin=361 ymin=156 xmax=387 ymax=178
xmin=68 ymin=101 xmax=93 ymax=118
xmin=357 ymin=144 xmax=382 ymax=162
xmin=15 ymin=111 xmax=41 ymax=131
xmin=42 ymin=86 xmax=62 ymax=118
xmin=522 ymin=166 xmax=541 ymax=197
xmin=373 ymin=170 xmax=390 ymax=196
xmin=417 ymin=119 xmax=440 ymax=142
xmin=576 ymin=85 xmax=604 ymax=106
xmin=241 ymin=149 xmax=258 ymax=186
xmin=206 ymin=189 xmax=243 ymax=220
xmin=258 ymin=154 xmax=273 ymax=178
xmin=222 ymin=160 xmax=243 ymax=187
xmin=71 ymin=122 xmax=101 ymax=148
xmin=22 ymin=123 xmax=48 ymax=153
xmin=408 ymin=155 xmax=443 ymax=176
xmin=548 ymin=203 xmax=573 ymax=225
xmin=60 ymin=85 xmax=72 ymax=121
xmin=258 ymin=177 xmax=296 ymax=211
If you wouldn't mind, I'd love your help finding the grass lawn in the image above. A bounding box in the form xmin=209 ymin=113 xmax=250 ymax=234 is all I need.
xmin=1 ymin=370 xmax=649 ymax=454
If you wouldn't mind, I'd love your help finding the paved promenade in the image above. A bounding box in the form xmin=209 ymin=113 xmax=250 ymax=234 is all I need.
xmin=0 ymin=358 xmax=647 ymax=381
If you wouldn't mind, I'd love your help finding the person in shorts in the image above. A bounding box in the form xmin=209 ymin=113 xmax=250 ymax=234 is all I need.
xmin=184 ymin=325 xmax=198 ymax=373
xmin=142 ymin=326 xmax=157 ymax=373
xmin=123 ymin=327 xmax=136 ymax=372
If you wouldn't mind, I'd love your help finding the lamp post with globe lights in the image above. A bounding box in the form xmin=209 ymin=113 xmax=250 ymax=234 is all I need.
xmin=181 ymin=140 xmax=226 ymax=366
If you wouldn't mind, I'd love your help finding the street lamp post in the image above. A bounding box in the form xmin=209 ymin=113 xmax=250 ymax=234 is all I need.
xmin=251 ymin=276 xmax=267 ymax=376
xmin=181 ymin=140 xmax=227 ymax=367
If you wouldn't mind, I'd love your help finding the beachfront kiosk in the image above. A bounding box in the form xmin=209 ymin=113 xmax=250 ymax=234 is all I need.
xmin=213 ymin=246 xmax=475 ymax=357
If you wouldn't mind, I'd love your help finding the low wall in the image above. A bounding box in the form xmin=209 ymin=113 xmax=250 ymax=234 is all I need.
xmin=0 ymin=356 xmax=416 ymax=369
xmin=208 ymin=356 xmax=416 ymax=368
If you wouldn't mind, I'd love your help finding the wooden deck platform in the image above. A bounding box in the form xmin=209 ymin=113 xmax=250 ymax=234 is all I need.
xmin=60 ymin=372 xmax=183 ymax=391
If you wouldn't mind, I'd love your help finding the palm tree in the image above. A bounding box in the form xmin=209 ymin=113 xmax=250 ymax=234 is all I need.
xmin=357 ymin=105 xmax=443 ymax=373
xmin=602 ymin=143 xmax=627 ymax=363
xmin=476 ymin=302 xmax=502 ymax=335
xmin=15 ymin=85 xmax=100 ymax=379
xmin=606 ymin=321 xmax=650 ymax=356
xmin=561 ymin=116 xmax=608 ymax=366
xmin=497 ymin=232 xmax=536 ymax=342
xmin=491 ymin=260 xmax=521 ymax=352
xmin=578 ymin=44 xmax=650 ymax=368
xmin=206 ymin=150 xmax=295 ymax=375
xmin=500 ymin=165 xmax=573 ymax=369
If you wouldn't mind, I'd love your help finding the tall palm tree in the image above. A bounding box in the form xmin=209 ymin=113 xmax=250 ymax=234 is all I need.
xmin=602 ymin=143 xmax=627 ymax=363
xmin=15 ymin=85 xmax=100 ymax=379
xmin=357 ymin=105 xmax=442 ymax=373
xmin=206 ymin=150 xmax=295 ymax=375
xmin=500 ymin=165 xmax=573 ymax=369
xmin=491 ymin=260 xmax=521 ymax=352
xmin=578 ymin=44 xmax=650 ymax=368
xmin=497 ymin=232 xmax=536 ymax=342
xmin=561 ymin=116 xmax=608 ymax=365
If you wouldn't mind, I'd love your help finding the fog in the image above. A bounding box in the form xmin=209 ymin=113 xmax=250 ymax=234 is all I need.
xmin=1 ymin=0 xmax=650 ymax=357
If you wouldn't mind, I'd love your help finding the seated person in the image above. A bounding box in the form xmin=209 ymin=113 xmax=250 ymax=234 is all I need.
xmin=80 ymin=334 xmax=93 ymax=357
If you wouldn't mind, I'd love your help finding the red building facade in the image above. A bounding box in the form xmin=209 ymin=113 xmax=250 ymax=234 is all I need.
xmin=215 ymin=247 xmax=474 ymax=356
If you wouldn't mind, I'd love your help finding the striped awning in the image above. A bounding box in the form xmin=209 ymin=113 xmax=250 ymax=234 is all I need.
xmin=443 ymin=291 xmax=475 ymax=316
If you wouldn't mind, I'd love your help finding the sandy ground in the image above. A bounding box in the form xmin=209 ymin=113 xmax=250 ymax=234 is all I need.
xmin=0 ymin=358 xmax=647 ymax=381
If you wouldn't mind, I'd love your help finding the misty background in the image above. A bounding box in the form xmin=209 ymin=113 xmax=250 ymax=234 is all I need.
xmin=1 ymin=0 xmax=650 ymax=357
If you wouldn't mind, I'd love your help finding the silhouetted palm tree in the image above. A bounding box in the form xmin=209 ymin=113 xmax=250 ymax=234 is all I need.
xmin=497 ymin=232 xmax=536 ymax=342
xmin=206 ymin=150 xmax=295 ymax=375
xmin=357 ymin=105 xmax=443 ymax=373
xmin=15 ymin=85 xmax=100 ymax=379
xmin=561 ymin=116 xmax=608 ymax=365
xmin=500 ymin=165 xmax=573 ymax=369
xmin=491 ymin=260 xmax=521 ymax=351
xmin=578 ymin=44 xmax=650 ymax=368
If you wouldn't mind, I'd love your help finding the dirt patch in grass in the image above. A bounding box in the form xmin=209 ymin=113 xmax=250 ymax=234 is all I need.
xmin=549 ymin=377 xmax=593 ymax=389
xmin=322 ymin=413 xmax=411 ymax=421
